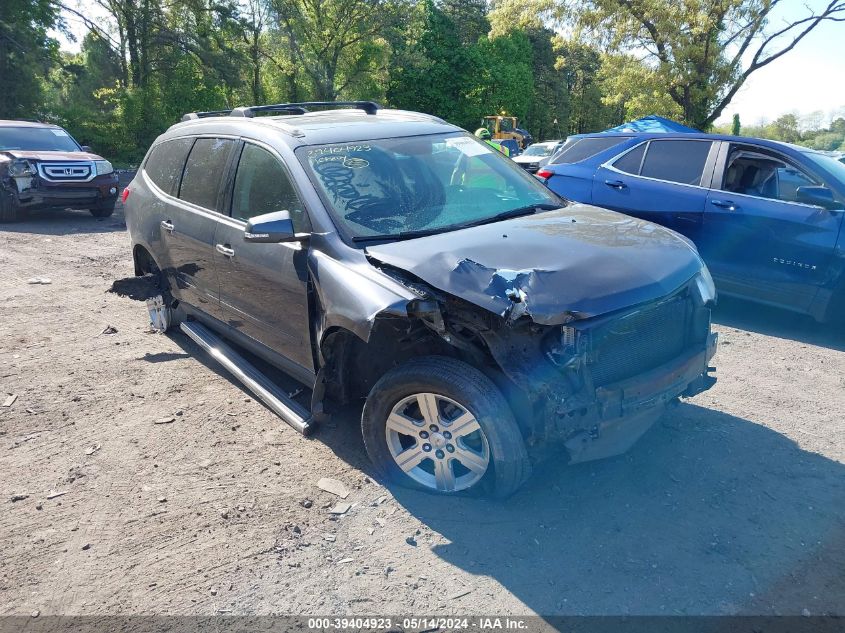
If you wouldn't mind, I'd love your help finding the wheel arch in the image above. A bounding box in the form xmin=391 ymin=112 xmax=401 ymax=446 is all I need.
xmin=315 ymin=316 xmax=536 ymax=440
xmin=132 ymin=243 xmax=158 ymax=276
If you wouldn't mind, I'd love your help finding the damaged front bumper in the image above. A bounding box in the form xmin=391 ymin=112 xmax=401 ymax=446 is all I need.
xmin=563 ymin=333 xmax=717 ymax=463
xmin=5 ymin=175 xmax=119 ymax=211
xmin=594 ymin=332 xmax=717 ymax=420
xmin=469 ymin=282 xmax=718 ymax=463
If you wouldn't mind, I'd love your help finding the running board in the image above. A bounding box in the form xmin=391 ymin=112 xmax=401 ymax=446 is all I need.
xmin=180 ymin=321 xmax=315 ymax=435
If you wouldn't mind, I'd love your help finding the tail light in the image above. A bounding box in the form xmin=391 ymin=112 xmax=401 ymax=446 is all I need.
xmin=536 ymin=168 xmax=554 ymax=180
xmin=121 ymin=187 xmax=131 ymax=204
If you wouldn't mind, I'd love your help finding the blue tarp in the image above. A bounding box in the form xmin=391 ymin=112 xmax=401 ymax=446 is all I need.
xmin=601 ymin=115 xmax=698 ymax=134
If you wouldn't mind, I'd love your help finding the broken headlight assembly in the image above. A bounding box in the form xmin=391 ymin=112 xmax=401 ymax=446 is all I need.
xmin=693 ymin=266 xmax=716 ymax=306
xmin=544 ymin=324 xmax=585 ymax=370
xmin=95 ymin=160 xmax=114 ymax=176
xmin=8 ymin=159 xmax=36 ymax=178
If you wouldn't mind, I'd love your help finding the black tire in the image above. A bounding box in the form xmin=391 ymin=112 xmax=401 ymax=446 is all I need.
xmin=90 ymin=201 xmax=116 ymax=218
xmin=0 ymin=190 xmax=22 ymax=223
xmin=362 ymin=356 xmax=531 ymax=498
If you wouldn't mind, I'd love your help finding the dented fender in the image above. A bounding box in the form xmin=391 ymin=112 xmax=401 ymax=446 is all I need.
xmin=307 ymin=245 xmax=419 ymax=344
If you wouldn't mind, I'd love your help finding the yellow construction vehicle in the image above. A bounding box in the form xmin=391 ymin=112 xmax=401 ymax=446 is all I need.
xmin=481 ymin=115 xmax=533 ymax=150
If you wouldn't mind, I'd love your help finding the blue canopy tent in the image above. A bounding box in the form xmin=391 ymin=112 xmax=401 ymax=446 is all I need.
xmin=600 ymin=115 xmax=698 ymax=134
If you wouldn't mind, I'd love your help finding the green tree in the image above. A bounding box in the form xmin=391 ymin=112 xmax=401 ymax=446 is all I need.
xmin=387 ymin=0 xmax=481 ymax=128
xmin=598 ymin=51 xmax=682 ymax=124
xmin=731 ymin=113 xmax=741 ymax=136
xmin=806 ymin=132 xmax=845 ymax=151
xmin=574 ymin=0 xmax=845 ymax=129
xmin=270 ymin=0 xmax=398 ymax=100
xmin=523 ymin=28 xmax=569 ymax=140
xmin=767 ymin=113 xmax=800 ymax=143
xmin=0 ymin=0 xmax=61 ymax=118
xmin=557 ymin=40 xmax=619 ymax=133
xmin=442 ymin=0 xmax=490 ymax=46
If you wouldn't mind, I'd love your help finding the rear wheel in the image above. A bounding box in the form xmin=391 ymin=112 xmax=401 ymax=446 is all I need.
xmin=139 ymin=256 xmax=178 ymax=333
xmin=0 ymin=191 xmax=22 ymax=223
xmin=362 ymin=356 xmax=531 ymax=498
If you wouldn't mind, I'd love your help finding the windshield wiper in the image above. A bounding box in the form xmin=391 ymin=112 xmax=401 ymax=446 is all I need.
xmin=352 ymin=227 xmax=449 ymax=243
xmin=351 ymin=203 xmax=562 ymax=244
xmin=455 ymin=203 xmax=562 ymax=229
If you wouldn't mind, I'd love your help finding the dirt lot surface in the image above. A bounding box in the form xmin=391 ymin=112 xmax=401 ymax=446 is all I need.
xmin=2 ymin=198 xmax=845 ymax=618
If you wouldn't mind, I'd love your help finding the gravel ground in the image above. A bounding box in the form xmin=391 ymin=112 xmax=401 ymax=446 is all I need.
xmin=1 ymin=198 xmax=844 ymax=618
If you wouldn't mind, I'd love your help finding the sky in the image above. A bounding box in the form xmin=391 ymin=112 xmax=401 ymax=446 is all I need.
xmin=53 ymin=0 xmax=845 ymax=127
xmin=714 ymin=4 xmax=845 ymax=127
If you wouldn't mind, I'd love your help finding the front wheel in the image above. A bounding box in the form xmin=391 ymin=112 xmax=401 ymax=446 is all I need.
xmin=0 ymin=190 xmax=22 ymax=223
xmin=362 ymin=356 xmax=531 ymax=498
xmin=90 ymin=201 xmax=116 ymax=218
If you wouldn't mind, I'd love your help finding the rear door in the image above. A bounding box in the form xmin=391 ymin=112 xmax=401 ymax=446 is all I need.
xmin=591 ymin=138 xmax=716 ymax=242
xmin=138 ymin=137 xmax=193 ymax=276
xmin=700 ymin=142 xmax=844 ymax=310
xmin=544 ymin=136 xmax=632 ymax=203
xmin=161 ymin=137 xmax=236 ymax=319
xmin=214 ymin=141 xmax=314 ymax=374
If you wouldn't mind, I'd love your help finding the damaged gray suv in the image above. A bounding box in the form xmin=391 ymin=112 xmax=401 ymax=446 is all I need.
xmin=123 ymin=101 xmax=718 ymax=497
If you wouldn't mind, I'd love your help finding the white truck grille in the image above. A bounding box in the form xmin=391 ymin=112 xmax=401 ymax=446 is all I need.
xmin=37 ymin=162 xmax=95 ymax=182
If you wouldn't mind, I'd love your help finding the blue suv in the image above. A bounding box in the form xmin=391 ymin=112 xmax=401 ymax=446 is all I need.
xmin=538 ymin=133 xmax=845 ymax=322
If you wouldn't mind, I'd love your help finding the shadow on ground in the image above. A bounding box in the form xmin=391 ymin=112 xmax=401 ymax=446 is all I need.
xmin=1 ymin=206 xmax=128 ymax=236
xmin=325 ymin=402 xmax=845 ymax=616
xmin=155 ymin=303 xmax=845 ymax=617
xmin=713 ymin=295 xmax=845 ymax=351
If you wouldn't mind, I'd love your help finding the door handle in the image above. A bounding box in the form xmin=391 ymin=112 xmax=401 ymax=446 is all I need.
xmin=710 ymin=199 xmax=739 ymax=211
xmin=604 ymin=179 xmax=627 ymax=189
xmin=160 ymin=220 xmax=175 ymax=233
xmin=215 ymin=243 xmax=235 ymax=258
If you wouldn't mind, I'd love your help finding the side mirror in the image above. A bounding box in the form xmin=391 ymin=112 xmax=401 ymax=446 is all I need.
xmin=796 ymin=185 xmax=839 ymax=210
xmin=81 ymin=145 xmax=92 ymax=153
xmin=244 ymin=210 xmax=302 ymax=243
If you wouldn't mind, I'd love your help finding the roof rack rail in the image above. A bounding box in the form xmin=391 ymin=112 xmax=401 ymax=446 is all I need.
xmin=230 ymin=101 xmax=382 ymax=118
xmin=229 ymin=105 xmax=309 ymax=117
xmin=181 ymin=110 xmax=233 ymax=122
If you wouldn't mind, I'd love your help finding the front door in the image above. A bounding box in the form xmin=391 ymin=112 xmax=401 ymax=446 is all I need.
xmin=700 ymin=142 xmax=844 ymax=311
xmin=591 ymin=138 xmax=716 ymax=243
xmin=215 ymin=141 xmax=314 ymax=373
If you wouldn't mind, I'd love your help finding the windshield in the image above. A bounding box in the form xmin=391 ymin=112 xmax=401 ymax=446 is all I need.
xmin=297 ymin=132 xmax=562 ymax=241
xmin=523 ymin=144 xmax=555 ymax=157
xmin=803 ymin=151 xmax=845 ymax=185
xmin=0 ymin=127 xmax=81 ymax=152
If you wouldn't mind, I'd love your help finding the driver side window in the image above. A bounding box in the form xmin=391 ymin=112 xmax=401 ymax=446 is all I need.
xmin=232 ymin=143 xmax=309 ymax=231
xmin=721 ymin=145 xmax=819 ymax=204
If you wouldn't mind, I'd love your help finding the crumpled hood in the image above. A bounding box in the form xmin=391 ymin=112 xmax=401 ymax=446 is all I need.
xmin=2 ymin=150 xmax=104 ymax=162
xmin=366 ymin=205 xmax=704 ymax=325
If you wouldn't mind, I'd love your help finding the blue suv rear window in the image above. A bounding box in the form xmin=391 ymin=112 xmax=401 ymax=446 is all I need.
xmin=551 ymin=137 xmax=629 ymax=164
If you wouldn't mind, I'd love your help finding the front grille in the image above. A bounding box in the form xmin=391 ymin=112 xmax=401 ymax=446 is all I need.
xmin=588 ymin=294 xmax=689 ymax=387
xmin=37 ymin=162 xmax=95 ymax=182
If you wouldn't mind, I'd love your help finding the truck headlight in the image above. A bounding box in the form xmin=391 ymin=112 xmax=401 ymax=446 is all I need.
xmin=95 ymin=160 xmax=113 ymax=176
xmin=8 ymin=159 xmax=36 ymax=177
xmin=693 ymin=267 xmax=716 ymax=306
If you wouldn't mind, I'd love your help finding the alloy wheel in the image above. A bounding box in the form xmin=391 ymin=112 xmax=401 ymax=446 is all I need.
xmin=385 ymin=392 xmax=490 ymax=493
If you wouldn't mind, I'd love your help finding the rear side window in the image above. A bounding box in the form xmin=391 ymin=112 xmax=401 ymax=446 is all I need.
xmin=552 ymin=137 xmax=629 ymax=164
xmin=179 ymin=138 xmax=236 ymax=211
xmin=639 ymin=140 xmax=712 ymax=185
xmin=613 ymin=143 xmax=646 ymax=175
xmin=143 ymin=138 xmax=193 ymax=195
